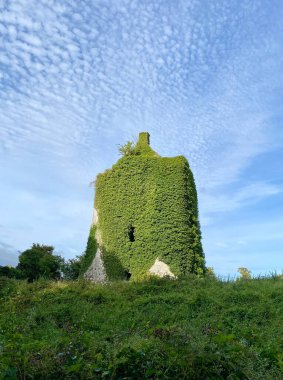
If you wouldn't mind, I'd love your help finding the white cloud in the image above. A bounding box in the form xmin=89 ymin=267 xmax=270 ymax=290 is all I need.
xmin=199 ymin=182 xmax=281 ymax=217
xmin=0 ymin=0 xmax=282 ymax=272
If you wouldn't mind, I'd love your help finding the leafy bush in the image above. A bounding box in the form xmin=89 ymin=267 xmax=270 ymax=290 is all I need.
xmin=0 ymin=276 xmax=282 ymax=378
xmin=17 ymin=244 xmax=62 ymax=282
xmin=0 ymin=266 xmax=22 ymax=279
xmin=118 ymin=141 xmax=137 ymax=156
xmin=61 ymin=256 xmax=82 ymax=280
xmin=238 ymin=267 xmax=252 ymax=280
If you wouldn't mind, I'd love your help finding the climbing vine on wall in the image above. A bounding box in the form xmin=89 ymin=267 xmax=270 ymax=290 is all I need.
xmin=79 ymin=225 xmax=97 ymax=277
xmin=85 ymin=133 xmax=206 ymax=281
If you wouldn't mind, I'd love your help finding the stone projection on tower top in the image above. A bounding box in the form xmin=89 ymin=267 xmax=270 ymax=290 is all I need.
xmin=83 ymin=132 xmax=205 ymax=282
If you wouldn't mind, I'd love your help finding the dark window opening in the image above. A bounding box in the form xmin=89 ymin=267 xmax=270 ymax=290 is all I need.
xmin=128 ymin=225 xmax=135 ymax=242
xmin=124 ymin=269 xmax=131 ymax=281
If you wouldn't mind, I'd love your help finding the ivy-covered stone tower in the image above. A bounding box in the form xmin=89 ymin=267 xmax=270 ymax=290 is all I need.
xmin=83 ymin=132 xmax=205 ymax=282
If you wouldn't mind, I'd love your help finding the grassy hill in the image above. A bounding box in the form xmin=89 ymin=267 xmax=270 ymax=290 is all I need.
xmin=0 ymin=275 xmax=282 ymax=379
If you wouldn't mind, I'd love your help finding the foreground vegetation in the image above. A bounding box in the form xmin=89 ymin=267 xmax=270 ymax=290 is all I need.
xmin=0 ymin=275 xmax=282 ymax=379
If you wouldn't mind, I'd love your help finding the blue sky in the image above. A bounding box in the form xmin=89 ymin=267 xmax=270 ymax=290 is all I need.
xmin=0 ymin=0 xmax=283 ymax=276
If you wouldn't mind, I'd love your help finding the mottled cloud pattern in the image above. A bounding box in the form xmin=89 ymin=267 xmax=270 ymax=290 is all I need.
xmin=1 ymin=0 xmax=283 ymax=275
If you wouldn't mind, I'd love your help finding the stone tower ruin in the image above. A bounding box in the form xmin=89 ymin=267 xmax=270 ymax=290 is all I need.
xmin=84 ymin=132 xmax=205 ymax=282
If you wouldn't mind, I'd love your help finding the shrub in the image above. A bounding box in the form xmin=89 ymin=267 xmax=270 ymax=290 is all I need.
xmin=17 ymin=244 xmax=62 ymax=282
xmin=118 ymin=141 xmax=136 ymax=156
xmin=0 ymin=266 xmax=22 ymax=279
xmin=238 ymin=267 xmax=252 ymax=280
xmin=61 ymin=256 xmax=82 ymax=280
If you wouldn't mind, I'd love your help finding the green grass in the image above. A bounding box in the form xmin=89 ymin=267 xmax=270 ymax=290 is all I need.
xmin=0 ymin=275 xmax=282 ymax=379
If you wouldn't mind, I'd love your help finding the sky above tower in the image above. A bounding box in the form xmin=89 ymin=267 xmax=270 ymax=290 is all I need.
xmin=0 ymin=0 xmax=283 ymax=276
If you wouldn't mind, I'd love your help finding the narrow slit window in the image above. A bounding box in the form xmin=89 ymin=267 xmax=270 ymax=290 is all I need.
xmin=124 ymin=270 xmax=131 ymax=280
xmin=128 ymin=225 xmax=135 ymax=242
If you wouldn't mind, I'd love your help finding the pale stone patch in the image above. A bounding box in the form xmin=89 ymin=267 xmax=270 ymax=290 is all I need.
xmin=92 ymin=208 xmax=98 ymax=225
xmin=85 ymin=208 xmax=105 ymax=282
xmin=95 ymin=229 xmax=102 ymax=246
xmin=149 ymin=258 xmax=176 ymax=278
xmin=84 ymin=248 xmax=107 ymax=283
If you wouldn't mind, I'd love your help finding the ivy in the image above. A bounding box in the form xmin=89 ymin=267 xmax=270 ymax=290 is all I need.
xmin=87 ymin=132 xmax=206 ymax=280
xmin=79 ymin=226 xmax=97 ymax=277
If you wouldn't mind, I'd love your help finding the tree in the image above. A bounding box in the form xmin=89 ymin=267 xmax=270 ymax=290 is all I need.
xmin=61 ymin=256 xmax=82 ymax=280
xmin=0 ymin=265 xmax=22 ymax=279
xmin=17 ymin=244 xmax=62 ymax=282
